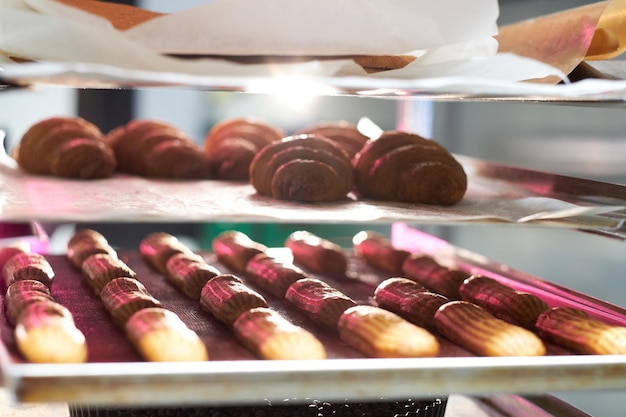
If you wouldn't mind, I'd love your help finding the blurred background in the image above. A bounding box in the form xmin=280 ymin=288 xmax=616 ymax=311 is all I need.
xmin=1 ymin=0 xmax=626 ymax=415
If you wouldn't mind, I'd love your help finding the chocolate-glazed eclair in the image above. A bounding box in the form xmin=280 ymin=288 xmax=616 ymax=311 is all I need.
xmin=434 ymin=301 xmax=546 ymax=357
xmin=285 ymin=278 xmax=357 ymax=331
xmin=100 ymin=277 xmax=161 ymax=327
xmin=352 ymin=231 xmax=410 ymax=275
xmin=140 ymin=232 xmax=195 ymax=274
xmin=285 ymin=231 xmax=348 ymax=276
xmin=200 ymin=274 xmax=268 ymax=326
xmin=459 ymin=275 xmax=549 ymax=330
xmin=245 ymin=253 xmax=308 ymax=298
xmin=212 ymin=230 xmax=267 ymax=273
xmin=165 ymin=252 xmax=220 ymax=300
xmin=232 ymin=307 xmax=326 ymax=360
xmin=401 ymin=253 xmax=469 ymax=299
xmin=125 ymin=307 xmax=208 ymax=362
xmin=3 ymin=252 xmax=55 ymax=289
xmin=374 ymin=277 xmax=449 ymax=332
xmin=81 ymin=253 xmax=136 ymax=295
xmin=4 ymin=280 xmax=55 ymax=326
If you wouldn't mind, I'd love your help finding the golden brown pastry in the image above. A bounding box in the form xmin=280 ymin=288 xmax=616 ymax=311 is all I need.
xmin=536 ymin=307 xmax=626 ymax=355
xmin=4 ymin=280 xmax=55 ymax=326
xmin=352 ymin=131 xmax=467 ymax=205
xmin=294 ymin=121 xmax=369 ymax=158
xmin=284 ymin=278 xmax=357 ymax=331
xmin=212 ymin=230 xmax=267 ymax=273
xmin=434 ymin=301 xmax=546 ymax=357
xmin=245 ymin=253 xmax=308 ymax=298
xmin=249 ymin=134 xmax=354 ymax=202
xmin=2 ymin=252 xmax=55 ymax=289
xmin=15 ymin=116 xmax=116 ymax=179
xmin=337 ymin=305 xmax=439 ymax=358
xmin=125 ymin=307 xmax=208 ymax=362
xmin=352 ymin=231 xmax=410 ymax=274
xmin=67 ymin=229 xmax=117 ymax=270
xmin=232 ymin=307 xmax=326 ymax=360
xmin=374 ymin=277 xmax=449 ymax=332
xmin=139 ymin=232 xmax=195 ymax=274
xmin=81 ymin=253 xmax=136 ymax=295
xmin=100 ymin=277 xmax=161 ymax=327
xmin=459 ymin=275 xmax=549 ymax=330
xmin=165 ymin=252 xmax=220 ymax=300
xmin=284 ymin=231 xmax=348 ymax=276
xmin=401 ymin=253 xmax=469 ymax=299
xmin=14 ymin=301 xmax=88 ymax=363
xmin=200 ymin=274 xmax=268 ymax=326
xmin=107 ymin=119 xmax=211 ymax=179
xmin=203 ymin=117 xmax=284 ymax=180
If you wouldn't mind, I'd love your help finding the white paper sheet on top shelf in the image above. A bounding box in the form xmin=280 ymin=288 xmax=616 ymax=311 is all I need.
xmin=0 ymin=159 xmax=623 ymax=229
xmin=0 ymin=0 xmax=569 ymax=85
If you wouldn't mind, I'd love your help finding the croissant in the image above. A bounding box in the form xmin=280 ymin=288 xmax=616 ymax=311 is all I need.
xmin=107 ymin=119 xmax=211 ymax=179
xmin=15 ymin=116 xmax=116 ymax=179
xmin=249 ymin=134 xmax=354 ymax=202
xmin=295 ymin=121 xmax=369 ymax=159
xmin=203 ymin=118 xmax=284 ymax=180
xmin=352 ymin=131 xmax=467 ymax=205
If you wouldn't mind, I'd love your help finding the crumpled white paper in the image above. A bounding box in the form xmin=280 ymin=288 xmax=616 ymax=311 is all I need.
xmin=0 ymin=148 xmax=622 ymax=230
xmin=0 ymin=0 xmax=568 ymax=83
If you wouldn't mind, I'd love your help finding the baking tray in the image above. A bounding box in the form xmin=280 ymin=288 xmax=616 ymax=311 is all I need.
xmin=2 ymin=231 xmax=626 ymax=407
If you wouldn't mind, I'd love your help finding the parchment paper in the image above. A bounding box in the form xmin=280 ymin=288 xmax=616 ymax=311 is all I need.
xmin=0 ymin=0 xmax=568 ymax=83
xmin=0 ymin=153 xmax=623 ymax=229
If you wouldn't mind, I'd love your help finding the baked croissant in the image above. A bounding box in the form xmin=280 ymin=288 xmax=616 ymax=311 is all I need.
xmin=249 ymin=134 xmax=353 ymax=202
xmin=16 ymin=116 xmax=116 ymax=179
xmin=203 ymin=118 xmax=284 ymax=180
xmin=295 ymin=121 xmax=369 ymax=159
xmin=352 ymin=131 xmax=467 ymax=205
xmin=107 ymin=119 xmax=211 ymax=179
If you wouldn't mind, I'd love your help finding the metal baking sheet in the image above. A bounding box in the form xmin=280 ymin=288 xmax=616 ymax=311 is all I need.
xmin=3 ymin=61 xmax=626 ymax=104
xmin=2 ymin=239 xmax=626 ymax=407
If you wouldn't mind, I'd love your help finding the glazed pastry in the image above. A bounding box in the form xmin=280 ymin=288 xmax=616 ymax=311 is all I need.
xmin=81 ymin=253 xmax=136 ymax=295
xmin=285 ymin=231 xmax=348 ymax=276
xmin=125 ymin=307 xmax=208 ymax=362
xmin=232 ymin=307 xmax=326 ymax=360
xmin=337 ymin=305 xmax=439 ymax=358
xmin=165 ymin=252 xmax=220 ymax=300
xmin=434 ymin=301 xmax=546 ymax=357
xmin=459 ymin=275 xmax=549 ymax=330
xmin=100 ymin=277 xmax=161 ymax=327
xmin=203 ymin=117 xmax=284 ymax=180
xmin=352 ymin=131 xmax=467 ymax=205
xmin=245 ymin=253 xmax=308 ymax=298
xmin=352 ymin=231 xmax=410 ymax=274
xmin=284 ymin=278 xmax=357 ymax=331
xmin=374 ymin=277 xmax=449 ymax=331
xmin=140 ymin=232 xmax=195 ymax=274
xmin=249 ymin=134 xmax=354 ymax=202
xmin=200 ymin=274 xmax=268 ymax=326
xmin=2 ymin=252 xmax=55 ymax=289
xmin=212 ymin=230 xmax=267 ymax=273
xmin=15 ymin=116 xmax=116 ymax=179
xmin=107 ymin=119 xmax=211 ymax=179
xmin=0 ymin=242 xmax=30 ymax=275
xmin=67 ymin=229 xmax=117 ymax=270
xmin=4 ymin=280 xmax=55 ymax=326
xmin=401 ymin=253 xmax=469 ymax=299
xmin=536 ymin=307 xmax=626 ymax=355
xmin=14 ymin=301 xmax=88 ymax=363
xmin=295 ymin=121 xmax=369 ymax=158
